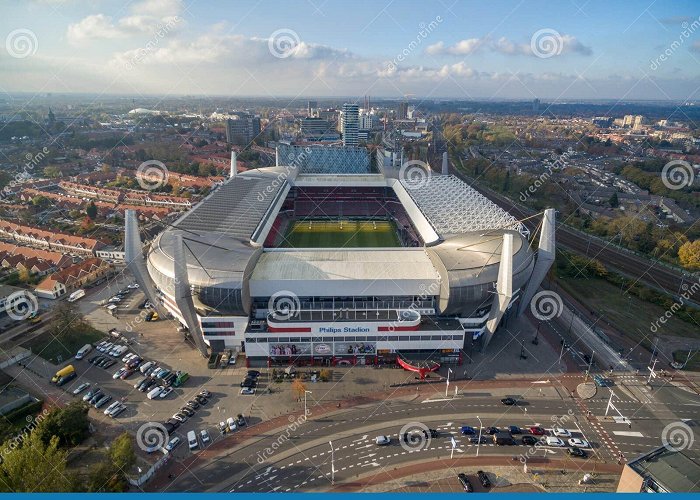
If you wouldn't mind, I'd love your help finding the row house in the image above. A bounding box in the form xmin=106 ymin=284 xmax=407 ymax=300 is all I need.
xmin=0 ymin=219 xmax=104 ymax=255
xmin=35 ymin=257 xmax=114 ymax=299
xmin=59 ymin=181 xmax=121 ymax=203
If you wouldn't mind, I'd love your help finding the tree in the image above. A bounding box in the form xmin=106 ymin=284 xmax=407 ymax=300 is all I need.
xmin=679 ymin=240 xmax=700 ymax=271
xmin=86 ymin=201 xmax=97 ymax=219
xmin=291 ymin=379 xmax=307 ymax=399
xmin=43 ymin=166 xmax=61 ymax=178
xmin=35 ymin=402 xmax=90 ymax=448
xmin=109 ymin=432 xmax=136 ymax=472
xmin=609 ymin=191 xmax=619 ymax=208
xmin=86 ymin=433 xmax=135 ymax=492
xmin=0 ymin=433 xmax=74 ymax=492
xmin=17 ymin=267 xmax=31 ymax=283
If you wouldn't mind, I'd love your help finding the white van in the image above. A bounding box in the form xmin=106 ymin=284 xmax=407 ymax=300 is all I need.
xmin=75 ymin=344 xmax=93 ymax=359
xmin=146 ymin=386 xmax=163 ymax=400
xmin=187 ymin=430 xmax=198 ymax=450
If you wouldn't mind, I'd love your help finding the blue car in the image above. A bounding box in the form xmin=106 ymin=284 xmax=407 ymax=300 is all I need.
xmin=460 ymin=426 xmax=476 ymax=435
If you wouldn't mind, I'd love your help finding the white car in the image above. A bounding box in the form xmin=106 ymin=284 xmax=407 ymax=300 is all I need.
xmin=165 ymin=436 xmax=181 ymax=452
xmin=108 ymin=296 xmax=122 ymax=303
xmin=546 ymin=436 xmax=565 ymax=447
xmin=200 ymin=429 xmax=211 ymax=445
xmin=98 ymin=342 xmax=113 ymax=353
xmin=111 ymin=345 xmax=128 ymax=357
xmin=568 ymin=438 xmax=589 ymax=448
xmin=147 ymin=386 xmax=164 ymax=400
xmin=139 ymin=361 xmax=155 ymax=374
xmin=552 ymin=427 xmax=571 ymax=438
xmin=103 ymin=401 xmax=122 ymax=415
xmin=240 ymin=387 xmax=256 ymax=395
xmin=72 ymin=382 xmax=90 ymax=395
xmin=122 ymin=352 xmax=136 ymax=363
xmin=226 ymin=417 xmax=237 ymax=431
xmin=112 ymin=367 xmax=127 ymax=380
xmin=109 ymin=404 xmax=126 ymax=418
xmin=375 ymin=435 xmax=391 ymax=446
xmin=128 ymin=283 xmax=139 ymax=289
xmin=159 ymin=387 xmax=173 ymax=398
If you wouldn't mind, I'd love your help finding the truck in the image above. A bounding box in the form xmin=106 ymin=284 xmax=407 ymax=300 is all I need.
xmin=219 ymin=351 xmax=230 ymax=367
xmin=207 ymin=353 xmax=221 ymax=369
xmin=51 ymin=365 xmax=75 ymax=384
xmin=67 ymin=289 xmax=86 ymax=302
xmin=173 ymin=371 xmax=190 ymax=387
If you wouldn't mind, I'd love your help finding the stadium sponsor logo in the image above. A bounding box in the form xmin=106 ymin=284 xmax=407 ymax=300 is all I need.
xmin=318 ymin=326 xmax=371 ymax=334
xmin=313 ymin=343 xmax=332 ymax=355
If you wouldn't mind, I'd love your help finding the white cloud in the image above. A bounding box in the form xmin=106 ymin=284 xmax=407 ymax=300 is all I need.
xmin=426 ymin=38 xmax=485 ymax=55
xmin=426 ymin=34 xmax=592 ymax=57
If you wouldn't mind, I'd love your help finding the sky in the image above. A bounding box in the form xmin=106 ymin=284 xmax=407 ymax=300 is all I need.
xmin=2 ymin=0 xmax=700 ymax=100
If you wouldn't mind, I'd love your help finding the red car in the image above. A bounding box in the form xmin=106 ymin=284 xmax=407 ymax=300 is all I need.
xmin=529 ymin=426 xmax=546 ymax=436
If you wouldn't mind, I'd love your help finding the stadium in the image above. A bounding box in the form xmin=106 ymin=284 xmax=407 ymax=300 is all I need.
xmin=126 ymin=150 xmax=555 ymax=369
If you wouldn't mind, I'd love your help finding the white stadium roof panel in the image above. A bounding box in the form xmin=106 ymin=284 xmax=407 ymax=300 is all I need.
xmin=401 ymin=175 xmax=525 ymax=237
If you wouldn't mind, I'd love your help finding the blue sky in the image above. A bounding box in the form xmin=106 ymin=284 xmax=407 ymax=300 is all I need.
xmin=2 ymin=0 xmax=700 ymax=99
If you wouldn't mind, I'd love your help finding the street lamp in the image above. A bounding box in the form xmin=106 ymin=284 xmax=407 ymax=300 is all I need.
xmin=445 ymin=368 xmax=453 ymax=397
xmin=329 ymin=440 xmax=335 ymax=485
xmin=584 ymin=350 xmax=595 ymax=382
xmin=476 ymin=415 xmax=483 ymax=457
xmin=304 ymin=390 xmax=313 ymax=417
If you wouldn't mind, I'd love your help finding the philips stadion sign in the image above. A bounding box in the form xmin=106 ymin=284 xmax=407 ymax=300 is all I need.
xmin=318 ymin=326 xmax=371 ymax=334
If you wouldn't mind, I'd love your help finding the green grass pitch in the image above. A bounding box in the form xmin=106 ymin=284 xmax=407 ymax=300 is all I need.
xmin=281 ymin=219 xmax=401 ymax=248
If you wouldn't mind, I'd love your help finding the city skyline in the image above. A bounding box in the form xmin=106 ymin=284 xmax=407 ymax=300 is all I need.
xmin=2 ymin=0 xmax=700 ymax=100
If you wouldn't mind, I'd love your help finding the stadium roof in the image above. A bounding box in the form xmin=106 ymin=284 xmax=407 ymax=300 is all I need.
xmin=175 ymin=167 xmax=289 ymax=239
xmin=401 ymin=175 xmax=525 ymax=237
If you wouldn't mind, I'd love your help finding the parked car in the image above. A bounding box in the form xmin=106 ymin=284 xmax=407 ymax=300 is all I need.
xmin=83 ymin=388 xmax=102 ymax=402
xmin=180 ymin=406 xmax=195 ymax=417
xmin=109 ymin=404 xmax=126 ymax=418
xmin=165 ymin=437 xmax=181 ymax=452
xmin=199 ymin=389 xmax=211 ymax=398
xmin=477 ymin=470 xmax=491 ymax=488
xmin=119 ymin=368 xmax=135 ymax=380
xmin=134 ymin=377 xmax=149 ymax=389
xmin=128 ymin=283 xmax=139 ymax=289
xmin=103 ymin=401 xmax=121 ymax=415
xmin=147 ymin=386 xmax=164 ymax=400
xmin=470 ymin=435 xmax=488 ymax=444
xmin=75 ymin=344 xmax=93 ymax=360
xmin=72 ymin=382 xmax=90 ymax=395
xmin=236 ymin=414 xmax=246 ymax=427
xmin=247 ymin=370 xmax=261 ymax=379
xmin=529 ymin=426 xmax=546 ymax=436
xmin=140 ymin=361 xmax=155 ymax=374
xmin=226 ymin=417 xmax=237 ymax=431
xmin=159 ymin=387 xmax=174 ymax=398
xmin=457 ymin=473 xmax=473 ymax=492
xmin=195 ymin=394 xmax=208 ymax=404
xmin=187 ymin=430 xmax=198 ymax=450
xmin=508 ymin=425 xmax=521 ymax=434
xmin=89 ymin=392 xmax=105 ymax=405
xmin=121 ymin=353 xmax=136 ymax=363
xmin=102 ymin=359 xmax=116 ymax=369
xmin=485 ymin=426 xmax=500 ymax=435
xmin=172 ymin=413 xmax=187 ymax=423
xmin=126 ymin=356 xmax=142 ymax=369
xmin=200 ymin=429 xmax=211 ymax=445
xmin=240 ymin=387 xmax=256 ymax=395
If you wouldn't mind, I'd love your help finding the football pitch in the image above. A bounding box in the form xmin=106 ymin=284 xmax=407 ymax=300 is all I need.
xmin=281 ymin=219 xmax=401 ymax=248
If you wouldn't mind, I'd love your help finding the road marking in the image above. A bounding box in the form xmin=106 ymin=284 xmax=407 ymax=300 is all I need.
xmin=612 ymin=431 xmax=644 ymax=437
xmin=352 ymin=435 xmax=368 ymax=442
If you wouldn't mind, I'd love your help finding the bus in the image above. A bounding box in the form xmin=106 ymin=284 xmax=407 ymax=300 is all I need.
xmin=67 ymin=289 xmax=86 ymax=302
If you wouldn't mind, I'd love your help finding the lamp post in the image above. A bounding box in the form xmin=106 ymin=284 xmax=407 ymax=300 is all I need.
xmin=329 ymin=440 xmax=335 ymax=485
xmin=304 ymin=390 xmax=312 ymax=417
xmin=584 ymin=350 xmax=595 ymax=382
xmin=476 ymin=415 xmax=483 ymax=457
xmin=445 ymin=368 xmax=452 ymax=397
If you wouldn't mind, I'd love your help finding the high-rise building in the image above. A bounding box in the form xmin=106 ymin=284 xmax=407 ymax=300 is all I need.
xmin=225 ymin=112 xmax=261 ymax=145
xmin=397 ymin=101 xmax=408 ymax=119
xmin=341 ymin=103 xmax=359 ymax=147
xmin=307 ymin=100 xmax=318 ymax=117
xmin=359 ymin=113 xmax=374 ymax=130
xmin=622 ymin=115 xmax=645 ymax=129
xmin=299 ymin=117 xmax=339 ymax=141
xmin=532 ymin=98 xmax=540 ymax=113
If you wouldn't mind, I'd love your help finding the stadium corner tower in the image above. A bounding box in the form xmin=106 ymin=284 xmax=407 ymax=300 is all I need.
xmin=126 ymin=148 xmax=555 ymax=367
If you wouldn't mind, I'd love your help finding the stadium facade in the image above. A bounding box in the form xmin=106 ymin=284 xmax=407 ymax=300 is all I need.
xmin=126 ymin=150 xmax=555 ymax=367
